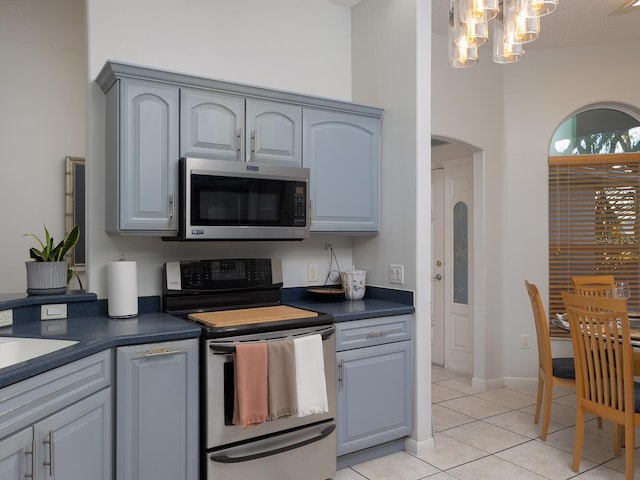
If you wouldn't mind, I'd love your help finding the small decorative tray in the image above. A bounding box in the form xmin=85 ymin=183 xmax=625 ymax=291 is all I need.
xmin=306 ymin=285 xmax=346 ymax=300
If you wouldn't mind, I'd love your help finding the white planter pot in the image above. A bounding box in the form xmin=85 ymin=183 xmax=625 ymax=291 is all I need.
xmin=25 ymin=261 xmax=68 ymax=295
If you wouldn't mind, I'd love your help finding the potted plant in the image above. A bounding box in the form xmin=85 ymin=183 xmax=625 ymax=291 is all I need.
xmin=24 ymin=225 xmax=82 ymax=295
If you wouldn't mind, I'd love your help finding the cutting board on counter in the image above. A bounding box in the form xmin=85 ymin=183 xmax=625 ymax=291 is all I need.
xmin=188 ymin=305 xmax=318 ymax=327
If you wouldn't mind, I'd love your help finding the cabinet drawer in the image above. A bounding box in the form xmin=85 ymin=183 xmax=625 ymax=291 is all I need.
xmin=0 ymin=350 xmax=111 ymax=440
xmin=336 ymin=315 xmax=411 ymax=352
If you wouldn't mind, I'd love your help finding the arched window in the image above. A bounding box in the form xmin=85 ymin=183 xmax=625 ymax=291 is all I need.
xmin=550 ymin=107 xmax=640 ymax=156
xmin=548 ymin=107 xmax=640 ymax=335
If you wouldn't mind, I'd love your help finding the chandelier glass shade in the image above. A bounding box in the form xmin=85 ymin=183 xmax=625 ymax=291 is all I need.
xmin=516 ymin=0 xmax=558 ymax=18
xmin=449 ymin=6 xmax=480 ymax=67
xmin=449 ymin=0 xmax=557 ymax=68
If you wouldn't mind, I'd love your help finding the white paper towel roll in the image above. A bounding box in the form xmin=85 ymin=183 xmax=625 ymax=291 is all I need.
xmin=107 ymin=261 xmax=138 ymax=318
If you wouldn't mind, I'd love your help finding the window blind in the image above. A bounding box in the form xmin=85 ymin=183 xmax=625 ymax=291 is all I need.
xmin=548 ymin=153 xmax=640 ymax=337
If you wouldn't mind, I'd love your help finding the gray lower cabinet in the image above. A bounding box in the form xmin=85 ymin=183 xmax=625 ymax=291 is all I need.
xmin=335 ymin=315 xmax=413 ymax=460
xmin=0 ymin=351 xmax=112 ymax=480
xmin=116 ymin=339 xmax=199 ymax=480
xmin=303 ymin=108 xmax=381 ymax=233
xmin=0 ymin=389 xmax=111 ymax=480
xmin=104 ymin=77 xmax=180 ymax=235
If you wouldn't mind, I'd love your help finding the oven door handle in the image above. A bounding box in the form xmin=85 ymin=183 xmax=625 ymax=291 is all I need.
xmin=209 ymin=424 xmax=335 ymax=464
xmin=208 ymin=327 xmax=335 ymax=354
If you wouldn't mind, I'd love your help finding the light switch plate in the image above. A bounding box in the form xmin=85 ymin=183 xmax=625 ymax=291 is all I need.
xmin=389 ymin=264 xmax=404 ymax=285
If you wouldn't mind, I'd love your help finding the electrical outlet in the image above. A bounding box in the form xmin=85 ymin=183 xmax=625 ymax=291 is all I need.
xmin=389 ymin=264 xmax=404 ymax=285
xmin=308 ymin=264 xmax=318 ymax=282
xmin=0 ymin=309 xmax=13 ymax=327
xmin=520 ymin=334 xmax=530 ymax=349
xmin=41 ymin=304 xmax=67 ymax=320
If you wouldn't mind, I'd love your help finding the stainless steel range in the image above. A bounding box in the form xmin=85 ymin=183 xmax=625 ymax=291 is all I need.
xmin=163 ymin=258 xmax=336 ymax=480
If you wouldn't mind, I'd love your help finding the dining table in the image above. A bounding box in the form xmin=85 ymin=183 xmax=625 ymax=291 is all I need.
xmin=553 ymin=313 xmax=640 ymax=374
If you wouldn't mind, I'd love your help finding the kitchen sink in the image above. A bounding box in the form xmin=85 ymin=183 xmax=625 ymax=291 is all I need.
xmin=0 ymin=337 xmax=78 ymax=370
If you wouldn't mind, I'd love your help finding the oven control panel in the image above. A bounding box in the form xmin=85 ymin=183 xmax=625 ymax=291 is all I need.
xmin=164 ymin=258 xmax=283 ymax=291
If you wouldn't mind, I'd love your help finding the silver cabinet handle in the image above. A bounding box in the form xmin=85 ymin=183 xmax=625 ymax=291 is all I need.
xmin=432 ymin=273 xmax=442 ymax=281
xmin=368 ymin=330 xmax=392 ymax=337
xmin=43 ymin=431 xmax=54 ymax=476
xmin=25 ymin=440 xmax=36 ymax=480
xmin=168 ymin=193 xmax=175 ymax=225
xmin=143 ymin=348 xmax=183 ymax=358
xmin=338 ymin=359 xmax=344 ymax=388
xmin=236 ymin=128 xmax=242 ymax=159
xmin=250 ymin=129 xmax=256 ymax=160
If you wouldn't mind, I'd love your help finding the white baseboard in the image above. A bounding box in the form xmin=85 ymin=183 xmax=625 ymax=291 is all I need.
xmin=405 ymin=437 xmax=435 ymax=456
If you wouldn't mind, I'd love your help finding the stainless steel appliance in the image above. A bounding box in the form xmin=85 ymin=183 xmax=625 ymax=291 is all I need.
xmin=175 ymin=157 xmax=310 ymax=241
xmin=163 ymin=258 xmax=336 ymax=480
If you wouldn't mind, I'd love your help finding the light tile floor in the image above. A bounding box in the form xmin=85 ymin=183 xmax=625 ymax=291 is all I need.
xmin=334 ymin=366 xmax=640 ymax=480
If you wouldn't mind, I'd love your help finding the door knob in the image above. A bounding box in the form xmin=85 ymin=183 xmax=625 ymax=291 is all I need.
xmin=432 ymin=273 xmax=442 ymax=281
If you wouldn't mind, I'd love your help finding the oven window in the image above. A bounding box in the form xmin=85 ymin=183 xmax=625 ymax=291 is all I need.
xmin=191 ymin=174 xmax=298 ymax=227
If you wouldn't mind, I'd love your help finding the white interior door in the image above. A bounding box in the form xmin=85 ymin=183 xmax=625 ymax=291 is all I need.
xmin=431 ymin=168 xmax=445 ymax=365
xmin=443 ymin=160 xmax=473 ymax=374
xmin=431 ymin=159 xmax=473 ymax=374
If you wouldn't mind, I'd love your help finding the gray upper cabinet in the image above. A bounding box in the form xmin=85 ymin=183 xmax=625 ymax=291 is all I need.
xmin=303 ymin=109 xmax=380 ymax=233
xmin=246 ymin=99 xmax=302 ymax=166
xmin=180 ymin=89 xmax=244 ymax=161
xmin=97 ymin=61 xmax=382 ymax=236
xmin=180 ymin=91 xmax=302 ymax=166
xmin=104 ymin=77 xmax=179 ymax=235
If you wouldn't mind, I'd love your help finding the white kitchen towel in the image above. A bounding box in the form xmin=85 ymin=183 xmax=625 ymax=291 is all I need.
xmin=294 ymin=334 xmax=328 ymax=417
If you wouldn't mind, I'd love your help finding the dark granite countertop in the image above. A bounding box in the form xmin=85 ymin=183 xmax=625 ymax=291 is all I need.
xmin=0 ymin=312 xmax=201 ymax=389
xmin=282 ymin=286 xmax=415 ymax=322
xmin=0 ymin=286 xmax=413 ymax=389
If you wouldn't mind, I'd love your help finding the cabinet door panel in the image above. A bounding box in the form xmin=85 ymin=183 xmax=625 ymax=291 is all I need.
xmin=303 ymin=109 xmax=380 ymax=232
xmin=120 ymin=79 xmax=179 ymax=233
xmin=247 ymin=100 xmax=302 ymax=165
xmin=181 ymin=89 xmax=244 ymax=161
xmin=0 ymin=429 xmax=32 ymax=480
xmin=117 ymin=339 xmax=199 ymax=480
xmin=336 ymin=341 xmax=412 ymax=456
xmin=33 ymin=388 xmax=111 ymax=480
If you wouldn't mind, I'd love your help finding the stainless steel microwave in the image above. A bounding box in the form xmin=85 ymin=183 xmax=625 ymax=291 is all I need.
xmin=176 ymin=157 xmax=310 ymax=240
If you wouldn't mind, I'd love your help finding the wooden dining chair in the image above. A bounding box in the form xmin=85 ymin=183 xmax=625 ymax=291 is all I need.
xmin=525 ymin=280 xmax=576 ymax=441
xmin=571 ymin=275 xmax=615 ymax=297
xmin=561 ymin=292 xmax=640 ymax=480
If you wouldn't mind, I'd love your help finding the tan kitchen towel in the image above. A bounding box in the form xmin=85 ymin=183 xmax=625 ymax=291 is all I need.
xmin=294 ymin=334 xmax=329 ymax=417
xmin=233 ymin=342 xmax=268 ymax=428
xmin=267 ymin=338 xmax=298 ymax=420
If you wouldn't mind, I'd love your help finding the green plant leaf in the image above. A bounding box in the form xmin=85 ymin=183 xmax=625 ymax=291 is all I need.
xmin=55 ymin=225 xmax=80 ymax=261
xmin=24 ymin=225 xmax=81 ymax=263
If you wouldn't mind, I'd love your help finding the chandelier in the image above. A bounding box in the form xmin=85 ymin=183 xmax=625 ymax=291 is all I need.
xmin=449 ymin=0 xmax=559 ymax=67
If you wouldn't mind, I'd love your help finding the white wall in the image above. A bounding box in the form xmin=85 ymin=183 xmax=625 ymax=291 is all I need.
xmin=431 ymin=34 xmax=506 ymax=383
xmin=85 ymin=0 xmax=357 ymax=298
xmin=432 ymin=33 xmax=640 ymax=383
xmin=0 ymin=0 xmax=85 ymax=293
xmin=501 ymin=41 xmax=640 ymax=379
xmin=351 ymin=0 xmax=432 ymax=453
